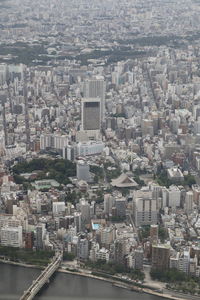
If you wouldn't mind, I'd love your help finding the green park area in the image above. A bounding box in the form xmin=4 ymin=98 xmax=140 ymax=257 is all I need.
xmin=151 ymin=268 xmax=200 ymax=295
xmin=12 ymin=158 xmax=76 ymax=189
xmin=156 ymin=170 xmax=196 ymax=188
xmin=86 ymin=260 xmax=145 ymax=281
xmin=0 ymin=246 xmax=54 ymax=266
xmin=0 ymin=42 xmax=48 ymax=65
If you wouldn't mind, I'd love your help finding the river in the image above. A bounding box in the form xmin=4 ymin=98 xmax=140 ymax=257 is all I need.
xmin=0 ymin=263 xmax=164 ymax=300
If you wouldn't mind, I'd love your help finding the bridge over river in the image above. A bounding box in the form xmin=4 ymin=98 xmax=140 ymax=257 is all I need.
xmin=20 ymin=252 xmax=62 ymax=300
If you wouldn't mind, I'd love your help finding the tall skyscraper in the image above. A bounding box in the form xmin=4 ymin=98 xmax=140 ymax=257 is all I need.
xmin=83 ymin=76 xmax=106 ymax=121
xmin=104 ymin=194 xmax=115 ymax=215
xmin=81 ymin=98 xmax=101 ymax=131
xmin=115 ymin=197 xmax=126 ymax=218
xmin=100 ymin=226 xmax=115 ymax=248
xmin=35 ymin=224 xmax=45 ymax=250
xmin=73 ymin=212 xmax=82 ymax=233
xmin=80 ymin=199 xmax=90 ymax=227
xmin=184 ymin=191 xmax=193 ymax=214
xmin=0 ymin=92 xmax=8 ymax=146
xmin=77 ymin=235 xmax=89 ymax=260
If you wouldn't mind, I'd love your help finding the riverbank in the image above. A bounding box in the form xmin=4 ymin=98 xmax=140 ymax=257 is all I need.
xmin=0 ymin=259 xmax=196 ymax=300
xmin=0 ymin=258 xmax=44 ymax=270
xmin=58 ymin=267 xmax=188 ymax=300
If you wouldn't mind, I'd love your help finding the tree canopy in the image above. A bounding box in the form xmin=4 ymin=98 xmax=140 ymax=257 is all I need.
xmin=12 ymin=158 xmax=76 ymax=186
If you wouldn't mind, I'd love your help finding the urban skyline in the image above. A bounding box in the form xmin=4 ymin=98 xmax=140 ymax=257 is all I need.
xmin=0 ymin=0 xmax=200 ymax=299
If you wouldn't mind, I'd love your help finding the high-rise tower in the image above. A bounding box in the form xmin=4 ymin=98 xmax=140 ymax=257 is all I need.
xmin=83 ymin=76 xmax=106 ymax=121
xmin=81 ymin=98 xmax=101 ymax=131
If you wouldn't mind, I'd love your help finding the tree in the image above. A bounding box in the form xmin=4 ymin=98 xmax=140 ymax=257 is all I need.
xmin=63 ymin=252 xmax=75 ymax=261
xmin=158 ymin=226 xmax=168 ymax=243
xmin=150 ymin=268 xmax=187 ymax=282
xmin=12 ymin=158 xmax=76 ymax=186
xmin=139 ymin=226 xmax=150 ymax=239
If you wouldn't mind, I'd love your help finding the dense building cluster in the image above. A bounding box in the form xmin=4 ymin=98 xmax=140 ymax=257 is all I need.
xmin=1 ymin=0 xmax=200 ymax=290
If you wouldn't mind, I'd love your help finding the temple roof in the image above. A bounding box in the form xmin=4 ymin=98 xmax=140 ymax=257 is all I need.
xmin=111 ymin=173 xmax=138 ymax=188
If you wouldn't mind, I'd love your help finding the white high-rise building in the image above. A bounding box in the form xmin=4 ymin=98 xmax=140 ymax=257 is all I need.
xmin=193 ymin=104 xmax=200 ymax=120
xmin=40 ymin=134 xmax=53 ymax=150
xmin=194 ymin=121 xmax=200 ymax=134
xmin=76 ymin=141 xmax=104 ymax=157
xmin=83 ymin=76 xmax=106 ymax=121
xmin=40 ymin=134 xmax=68 ymax=151
xmin=73 ymin=212 xmax=82 ymax=233
xmin=179 ymin=251 xmax=190 ymax=274
xmin=96 ymin=248 xmax=110 ymax=262
xmin=168 ymin=185 xmax=181 ymax=208
xmin=89 ymin=242 xmax=99 ymax=262
xmin=1 ymin=226 xmax=23 ymax=247
xmin=52 ymin=202 xmax=66 ymax=215
xmin=100 ymin=226 xmax=115 ymax=247
xmin=133 ymin=189 xmax=157 ymax=227
xmin=54 ymin=135 xmax=68 ymax=149
xmin=78 ymin=236 xmax=89 ymax=260
xmin=151 ymin=184 xmax=162 ymax=200
xmin=184 ymin=191 xmax=193 ymax=214
xmin=162 ymin=187 xmax=169 ymax=208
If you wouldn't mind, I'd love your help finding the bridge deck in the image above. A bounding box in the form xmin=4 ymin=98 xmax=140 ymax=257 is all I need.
xmin=20 ymin=253 xmax=62 ymax=300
